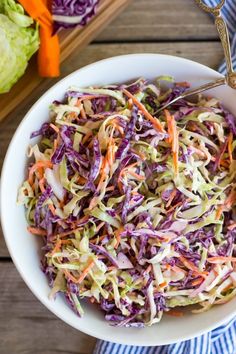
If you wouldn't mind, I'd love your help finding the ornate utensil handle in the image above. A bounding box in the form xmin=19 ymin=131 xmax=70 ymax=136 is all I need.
xmin=195 ymin=0 xmax=236 ymax=89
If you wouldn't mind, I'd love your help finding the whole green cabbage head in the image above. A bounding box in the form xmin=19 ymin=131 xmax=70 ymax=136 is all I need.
xmin=0 ymin=0 xmax=39 ymax=93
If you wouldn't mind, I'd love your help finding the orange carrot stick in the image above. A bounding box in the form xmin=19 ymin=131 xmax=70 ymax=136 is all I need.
xmin=27 ymin=226 xmax=47 ymax=236
xmin=18 ymin=0 xmax=60 ymax=77
xmin=39 ymin=177 xmax=46 ymax=193
xmin=114 ymin=227 xmax=124 ymax=249
xmin=77 ymin=261 xmax=95 ymax=283
xmin=50 ymin=123 xmax=59 ymax=134
xmin=123 ymin=89 xmax=165 ymax=133
xmin=191 ymin=278 xmax=203 ymax=286
xmin=166 ymin=310 xmax=184 ymax=317
xmin=51 ymin=239 xmax=62 ymax=255
xmin=180 ymin=256 xmax=208 ymax=277
xmin=207 ymin=256 xmax=236 ymax=264
xmin=164 ymin=110 xmax=179 ymax=175
xmin=63 ymin=269 xmax=79 ymax=284
xmin=165 ymin=109 xmax=173 ymax=144
xmin=228 ymin=132 xmax=233 ymax=164
xmin=127 ymin=170 xmax=145 ymax=181
xmin=216 ymin=189 xmax=236 ymax=220
xmin=48 ymin=204 xmax=56 ymax=215
xmin=166 ymin=189 xmax=177 ymax=208
xmin=28 ymin=160 xmax=53 ymax=185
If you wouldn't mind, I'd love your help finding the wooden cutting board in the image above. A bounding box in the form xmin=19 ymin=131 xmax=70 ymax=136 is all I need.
xmin=0 ymin=0 xmax=131 ymax=122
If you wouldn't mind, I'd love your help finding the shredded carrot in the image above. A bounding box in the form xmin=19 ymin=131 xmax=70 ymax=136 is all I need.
xmin=207 ymin=256 xmax=236 ymax=264
xmin=96 ymin=172 xmax=106 ymax=193
xmin=180 ymin=256 xmax=208 ymax=277
xmin=89 ymin=234 xmax=107 ymax=244
xmin=166 ymin=189 xmax=177 ymax=208
xmin=52 ymin=239 xmax=72 ymax=254
xmin=128 ymin=98 xmax=133 ymax=109
xmin=28 ymin=160 xmax=52 ymax=185
xmin=218 ymin=139 xmax=229 ymax=168
xmin=222 ymin=284 xmax=234 ymax=293
xmin=123 ymin=89 xmax=165 ymax=133
xmin=228 ymin=132 xmax=233 ymax=164
xmin=107 ymin=138 xmax=116 ymax=168
xmin=216 ymin=205 xmax=224 ymax=220
xmin=159 ymin=281 xmax=167 ymax=288
xmin=48 ymin=204 xmax=56 ymax=215
xmin=114 ymin=227 xmax=124 ymax=249
xmin=27 ymin=226 xmax=47 ymax=236
xmin=51 ymin=239 xmax=62 ymax=254
xmin=107 ymin=266 xmax=117 ymax=271
xmin=127 ymin=170 xmax=145 ymax=181
xmin=211 ymin=156 xmax=229 ymax=168
xmin=82 ymin=131 xmax=92 ymax=145
xmin=191 ymin=278 xmax=203 ymax=286
xmin=58 ymin=200 xmax=64 ymax=210
xmin=166 ymin=201 xmax=182 ymax=214
xmin=53 ymin=227 xmax=81 ymax=239
xmin=228 ymin=222 xmax=236 ymax=231
xmin=166 ymin=198 xmax=191 ymax=214
xmin=71 ymin=215 xmax=89 ymax=228
xmin=113 ymin=122 xmax=124 ymax=136
xmin=39 ymin=177 xmax=46 ymax=193
xmin=80 ymin=105 xmax=87 ymax=119
xmin=77 ymin=261 xmax=95 ymax=283
xmin=225 ymin=189 xmax=236 ymax=208
xmin=164 ymin=110 xmax=179 ymax=175
xmin=53 ymin=138 xmax=58 ymax=153
xmin=96 ymin=222 xmax=105 ymax=233
xmin=118 ymin=162 xmax=139 ymax=191
xmin=63 ymin=269 xmax=79 ymax=284
xmin=106 ymin=186 xmax=115 ymax=192
xmin=216 ymin=189 xmax=236 ymax=220
xmin=143 ymin=265 xmax=152 ymax=275
xmin=165 ymin=109 xmax=173 ymax=144
xmin=50 ymin=123 xmax=59 ymax=134
xmin=88 ymin=196 xmax=99 ymax=211
xmin=77 ymin=176 xmax=87 ymax=185
xmin=166 ymin=310 xmax=184 ymax=317
xmin=220 ymin=159 xmax=230 ymax=168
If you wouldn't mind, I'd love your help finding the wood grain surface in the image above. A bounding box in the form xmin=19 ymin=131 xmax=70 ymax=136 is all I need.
xmin=0 ymin=264 xmax=96 ymax=354
xmin=97 ymin=0 xmax=217 ymax=41
xmin=0 ymin=1 xmax=224 ymax=353
xmin=0 ymin=0 xmax=131 ymax=122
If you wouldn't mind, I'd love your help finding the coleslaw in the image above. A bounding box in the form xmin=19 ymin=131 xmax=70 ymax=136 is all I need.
xmin=18 ymin=76 xmax=236 ymax=327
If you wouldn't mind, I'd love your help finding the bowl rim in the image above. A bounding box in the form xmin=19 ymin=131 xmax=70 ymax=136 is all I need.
xmin=1 ymin=53 xmax=235 ymax=346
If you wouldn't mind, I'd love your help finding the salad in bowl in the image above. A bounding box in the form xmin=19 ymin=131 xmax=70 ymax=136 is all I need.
xmin=2 ymin=54 xmax=236 ymax=345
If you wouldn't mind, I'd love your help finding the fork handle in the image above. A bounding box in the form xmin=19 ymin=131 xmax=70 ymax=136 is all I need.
xmin=180 ymin=77 xmax=226 ymax=99
xmin=154 ymin=78 xmax=226 ymax=115
xmin=215 ymin=16 xmax=233 ymax=74
xmin=214 ymin=14 xmax=236 ymax=88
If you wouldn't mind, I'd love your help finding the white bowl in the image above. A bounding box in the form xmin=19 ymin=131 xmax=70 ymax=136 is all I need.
xmin=1 ymin=54 xmax=236 ymax=346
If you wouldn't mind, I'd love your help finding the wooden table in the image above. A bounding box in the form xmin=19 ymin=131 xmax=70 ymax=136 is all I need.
xmin=0 ymin=1 xmax=222 ymax=353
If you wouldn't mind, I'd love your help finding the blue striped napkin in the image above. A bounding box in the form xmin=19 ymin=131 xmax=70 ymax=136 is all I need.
xmin=93 ymin=1 xmax=236 ymax=353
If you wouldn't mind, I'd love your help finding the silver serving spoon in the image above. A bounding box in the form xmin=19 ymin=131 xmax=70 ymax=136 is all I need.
xmin=155 ymin=0 xmax=236 ymax=115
